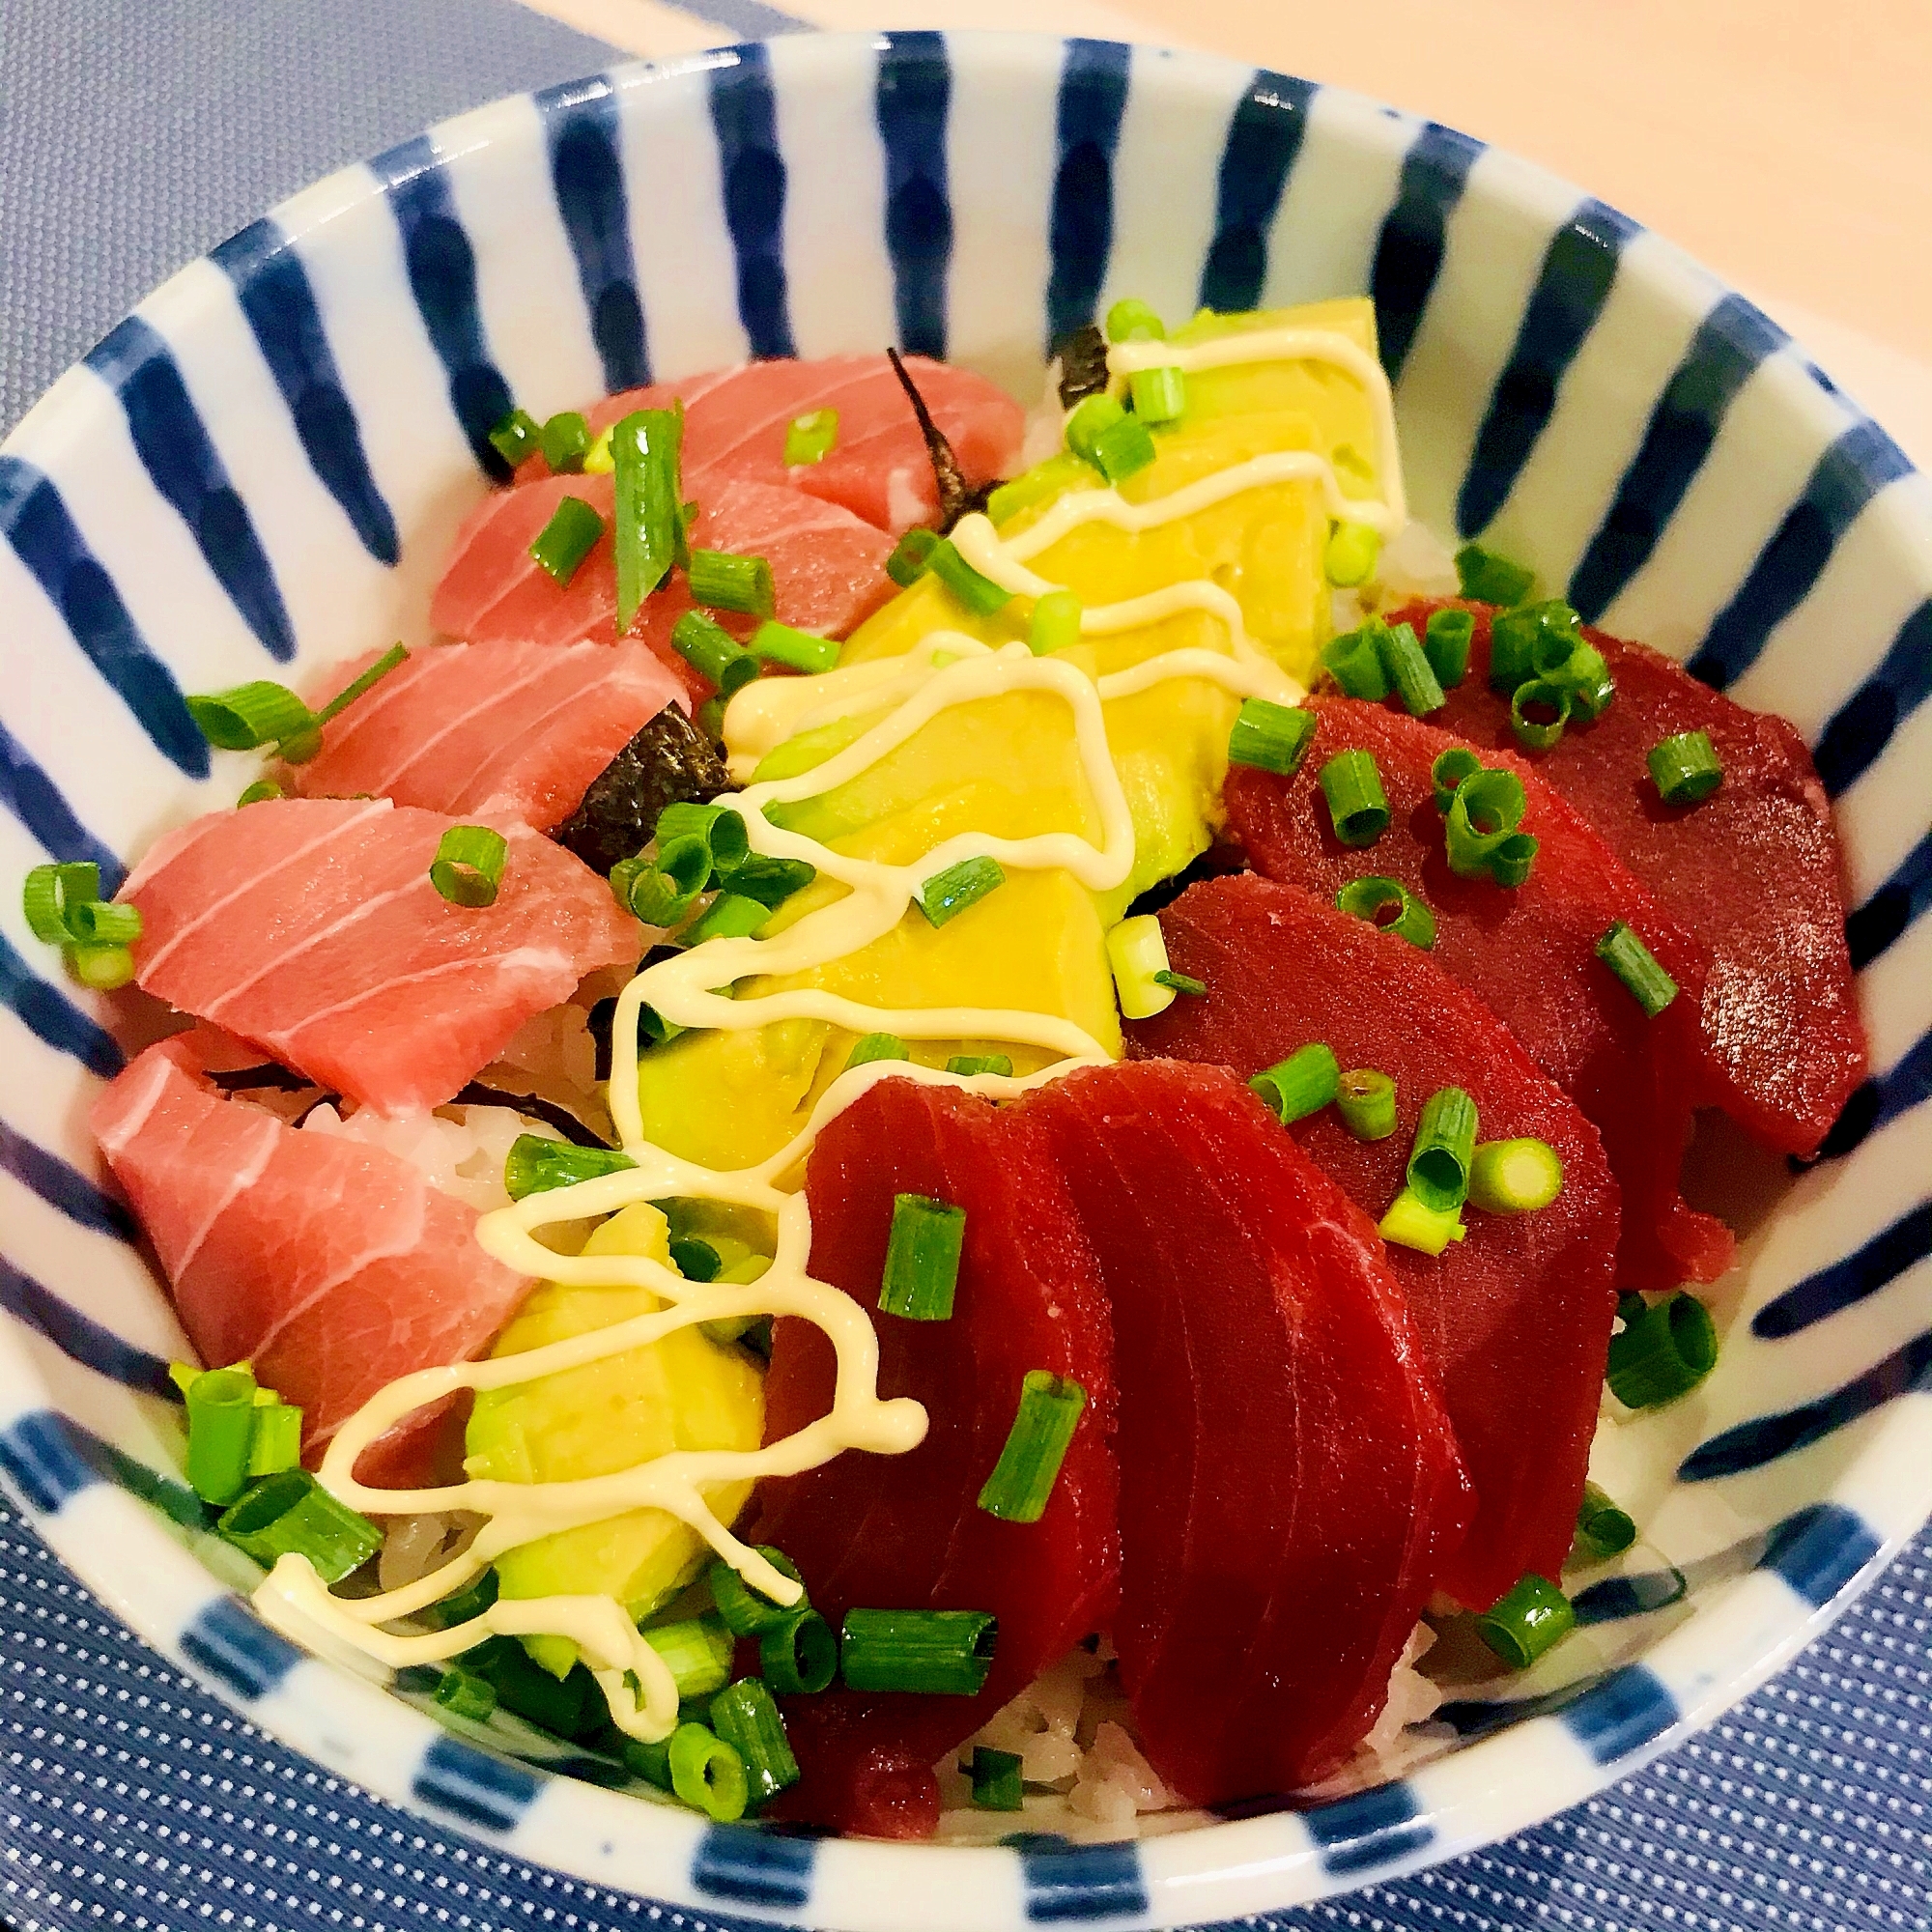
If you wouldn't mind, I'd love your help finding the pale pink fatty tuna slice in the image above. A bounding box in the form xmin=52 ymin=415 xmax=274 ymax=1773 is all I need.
xmin=91 ymin=1033 xmax=530 ymax=1471
xmin=119 ymin=798 xmax=638 ymax=1115
xmin=288 ymin=639 xmax=685 ymax=830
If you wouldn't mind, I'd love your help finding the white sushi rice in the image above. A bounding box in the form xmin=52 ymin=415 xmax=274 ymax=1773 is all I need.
xmin=301 ymin=1099 xmax=544 ymax=1214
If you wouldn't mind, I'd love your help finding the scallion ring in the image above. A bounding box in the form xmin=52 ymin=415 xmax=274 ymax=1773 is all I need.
xmin=1648 ymin=729 xmax=1723 ymax=806
xmin=429 ymin=825 xmax=507 ymax=907
xmin=1510 ymin=676 xmax=1572 ymax=752
xmin=978 ymin=1371 xmax=1086 ymax=1522
xmin=1336 ymin=1067 xmax=1398 ymax=1141
xmin=1248 ymin=1042 xmax=1340 ymax=1125
xmin=1335 ymin=875 xmax=1436 ymax=950
xmin=1318 ymin=749 xmax=1390 ymax=847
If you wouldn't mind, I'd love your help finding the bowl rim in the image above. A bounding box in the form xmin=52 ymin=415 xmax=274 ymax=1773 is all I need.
xmin=1 ymin=27 xmax=1927 ymax=1932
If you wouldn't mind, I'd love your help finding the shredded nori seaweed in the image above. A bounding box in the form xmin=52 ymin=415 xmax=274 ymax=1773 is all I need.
xmin=448 ymin=1082 xmax=611 ymax=1150
xmin=1055 ymin=324 xmax=1110 ymax=409
xmin=885 ymin=347 xmax=997 ymax=531
xmin=552 ymin=706 xmax=731 ymax=878
xmin=1123 ymin=843 xmax=1250 ymax=921
xmin=205 ymin=1064 xmax=316 ymax=1094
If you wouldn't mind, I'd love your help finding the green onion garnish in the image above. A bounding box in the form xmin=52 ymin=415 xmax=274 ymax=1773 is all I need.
xmin=657 ymin=801 xmax=751 ymax=871
xmin=669 ymin=1720 xmax=750 ymax=1822
xmin=1323 ymin=522 xmax=1381 ymax=588
xmin=783 ymin=407 xmax=839 ymax=467
xmin=1090 ymin=413 xmax=1157 ymax=485
xmin=1128 ymin=363 xmax=1185 ymax=424
xmin=689 ymin=548 xmax=776 ymax=619
xmin=926 ymin=538 xmax=1013 ymax=616
xmin=237 ymin=780 xmax=283 ymax=807
xmin=985 ymin=453 xmax=1099 ymax=528
xmin=1510 ymin=676 xmax=1572 ymax=751
xmin=915 ymin=855 xmax=1005 ymax=926
xmin=612 ymin=838 xmax=710 ymax=926
xmin=670 ymin=1236 xmax=723 ymax=1282
xmin=1335 ymin=875 xmax=1436 ymax=950
xmin=708 ymin=1547 xmax=807 ymax=1636
xmin=1318 ymin=749 xmax=1390 ymax=847
xmin=1065 ymin=392 xmax=1126 ymax=465
xmin=1378 ymin=1186 xmax=1467 ymax=1255
xmin=643 ymin=1615 xmax=735 ymax=1700
xmin=946 ymin=1054 xmax=1013 ymax=1078
xmin=528 ymin=495 xmax=605 ymax=586
xmin=1336 ymin=1067 xmax=1398 ymax=1141
xmin=1321 ymin=623 xmax=1391 ymax=701
xmin=1376 ymin=620 xmax=1446 ymax=717
xmin=759 ymin=1609 xmax=838 ymax=1695
xmin=1430 ymin=745 xmax=1483 ymax=814
xmin=487 ymin=408 xmax=541 ymax=468
xmin=67 ymin=943 xmax=135 ymax=990
xmin=1573 ymin=1481 xmax=1637 ymax=1562
xmin=1489 ymin=600 xmax=1581 ymax=694
xmin=612 ymin=407 xmax=682 ymax=630
xmin=1533 ymin=626 xmax=1613 ymax=721
xmin=1227 ymin=696 xmax=1317 ymax=777
xmin=719 ymin=854 xmax=816 ymax=911
xmin=1407 ymin=1086 xmax=1479 ymax=1214
xmin=246 ymin=1400 xmax=302 ymax=1478
xmin=708 ymin=1678 xmax=799 ymax=1805
xmin=215 ymin=1469 xmax=383 ymax=1584
xmin=878 ymin=1192 xmax=966 ymax=1321
xmin=539 ymin=410 xmax=591 ymax=473
xmin=315 ymin=642 xmax=409 ymax=725
xmin=1607 ymin=1292 xmax=1718 ymax=1407
xmin=1029 ymin=588 xmax=1084 ymax=656
xmin=1423 ymin=608 xmax=1474 ymax=688
xmin=1648 ymin=729 xmax=1723 ymax=806
xmin=1249 ymin=1041 xmax=1340 ymax=1125
xmin=434 ymin=1667 xmax=498 ymax=1722
xmin=63 ymin=897 xmax=140 ymax=946
xmin=839 ymin=1607 xmax=998 ymax=1696
xmin=1107 ymin=911 xmax=1179 ymax=1020
xmin=185 ymin=680 xmax=320 ymax=758
xmin=749 ymin=619 xmax=838 ymax=675
xmin=668 ymin=610 xmax=761 ymax=697
xmin=970 ymin=1746 xmax=1024 ymax=1811
xmin=846 ymin=1032 xmax=910 ymax=1069
xmin=638 ymin=1001 xmax=685 ymax=1048
xmin=22 ymin=862 xmax=102 ymax=944
xmin=429 ymin=824 xmax=507 ymax=907
xmin=502 ymin=1134 xmax=637 ymax=1202
xmin=977 ymin=1371 xmax=1085 ymax=1523
xmin=1473 ymin=1572 xmax=1575 ymax=1669
xmin=1105 ymin=298 xmax=1165 ymax=343
xmin=1153 ymin=969 xmax=1206 ymax=996
xmin=421 ymin=1568 xmax=498 ymax=1636
xmin=1595 ymin=921 xmax=1678 ymax=1016
xmin=1454 ymin=543 xmax=1534 ymax=607
xmin=185 ymin=1364 xmax=259 ymax=1505
xmin=1446 ymin=767 xmax=1538 ymax=888
xmin=1467 ymin=1138 xmax=1564 ymax=1213
xmin=684 ymin=892 xmax=768 ymax=945
xmin=886 ymin=526 xmax=942 ymax=587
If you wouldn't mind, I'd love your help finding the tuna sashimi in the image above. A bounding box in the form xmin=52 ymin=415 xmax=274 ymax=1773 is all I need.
xmin=1386 ymin=599 xmax=1866 ymax=1156
xmin=120 ymin=798 xmax=638 ymax=1115
xmin=1021 ymin=1061 xmax=1471 ymax=1805
xmin=1126 ymin=876 xmax=1619 ymax=1610
xmin=577 ymin=355 xmax=1025 ymax=533
xmin=754 ymin=1076 xmax=1119 ymax=1837
xmin=92 ymin=1034 xmax=529 ymax=1469
xmin=288 ymin=640 xmax=685 ymax=830
xmin=1226 ymin=697 xmax=1732 ymax=1292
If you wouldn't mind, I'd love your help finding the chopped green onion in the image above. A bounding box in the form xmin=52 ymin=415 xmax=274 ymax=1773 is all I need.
xmin=986 ymin=452 xmax=1099 ymax=527
xmin=1489 ymin=601 xmax=1580 ymax=694
xmin=1467 ymin=1138 xmax=1564 ymax=1213
xmin=1128 ymin=364 xmax=1185 ymax=424
xmin=429 ymin=824 xmax=508 ymax=908
xmin=1107 ymin=912 xmax=1178 ymax=1020
xmin=1376 ymin=621 xmax=1446 ymax=717
xmin=1510 ymin=676 xmax=1572 ymax=751
xmin=420 ymin=1569 xmax=498 ymax=1632
xmin=22 ymin=862 xmax=102 ymax=944
xmin=1607 ymin=1292 xmax=1718 ymax=1407
xmin=1249 ymin=1042 xmax=1340 ymax=1125
xmin=689 ymin=548 xmax=777 ymax=618
xmin=886 ymin=526 xmax=942 ymax=586
xmin=915 ymin=855 xmax=1005 ymax=926
xmin=642 ymin=1615 xmax=734 ymax=1700
xmin=502 ymin=1135 xmax=637 ymax=1202
xmin=185 ymin=681 xmax=319 ymax=757
xmin=216 ymin=1469 xmax=383 ymax=1584
xmin=1323 ymin=522 xmax=1381 ymax=587
xmin=1334 ymin=875 xmax=1436 ymax=950
xmin=1454 ymin=543 xmax=1534 ymax=607
xmin=1424 ymin=608 xmax=1474 ymax=688
xmin=708 ymin=1547 xmax=806 ymax=1636
xmin=1104 ymin=298 xmax=1165 ymax=343
xmin=946 ymin=1054 xmax=1013 ymax=1078
xmin=1319 ymin=749 xmax=1390 ymax=847
xmin=487 ymin=408 xmax=541 ymax=468
xmin=670 ymin=1236 xmax=722 ymax=1282
xmin=668 ymin=610 xmax=760 ymax=697
xmin=684 ymin=893 xmax=769 ymax=944
xmin=434 ymin=1667 xmax=498 ymax=1722
xmin=1090 ymin=413 xmax=1157 ymax=485
xmin=1573 ymin=1481 xmax=1637 ymax=1562
xmin=62 ymin=897 xmax=140 ymax=945
xmin=237 ymin=780 xmax=283 ymax=807
xmin=846 ymin=1032 xmax=910 ymax=1069
xmin=708 ymin=1678 xmax=799 ymax=1806
xmin=616 ymin=1731 xmax=673 ymax=1789
xmin=657 ymin=800 xmax=752 ymax=872
xmin=246 ymin=1401 xmax=302 ymax=1477
xmin=839 ymin=1607 xmax=997 ymax=1695
xmin=1029 ymin=588 xmax=1084 ymax=655
xmin=637 ymin=1001 xmax=685 ymax=1048
xmin=1533 ymin=626 xmax=1613 ymax=721
xmin=528 ymin=496 xmax=605 ymax=585
xmin=669 ymin=1720 xmax=750 ymax=1822
xmin=612 ymin=839 xmax=709 ymax=926
xmin=878 ymin=1193 xmax=966 ymax=1321
xmin=1559 ymin=651 xmax=1616 ymax=721
xmin=1336 ymin=1067 xmax=1398 ymax=1141
xmin=1595 ymin=921 xmax=1678 ymax=1017
xmin=67 ymin=943 xmax=135 ymax=990
xmin=612 ymin=408 xmax=682 ymax=630
xmin=970 ymin=1746 xmax=1024 ymax=1811
xmin=749 ymin=619 xmax=838 ymax=675
xmin=719 ymin=854 xmax=816 ymax=911
xmin=978 ymin=1371 xmax=1085 ymax=1522
xmin=1431 ymin=745 xmax=1484 ymax=814
xmin=1153 ymin=969 xmax=1206 ymax=996
xmin=1065 ymin=392 xmax=1126 ymax=465
xmin=760 ymin=1609 xmax=838 ymax=1695
xmin=1473 ymin=1573 xmax=1575 ymax=1669
xmin=1445 ymin=768 xmax=1534 ymax=887
xmin=464 ymin=1637 xmax=603 ymax=1737
xmin=783 ymin=408 xmax=839 ymax=467
xmin=1648 ymin=730 xmax=1723 ymax=806
xmin=1487 ymin=831 xmax=1540 ymax=890
xmin=1321 ymin=623 xmax=1391 ymax=700
xmin=1407 ymin=1086 xmax=1479 ymax=1214
xmin=539 ymin=411 xmax=591 ymax=473
xmin=926 ymin=538 xmax=1014 ymax=616
xmin=1227 ymin=696 xmax=1317 ymax=777
xmin=185 ymin=1365 xmax=259 ymax=1505
xmin=315 ymin=642 xmax=409 ymax=726
xmin=1378 ymin=1186 xmax=1466 ymax=1255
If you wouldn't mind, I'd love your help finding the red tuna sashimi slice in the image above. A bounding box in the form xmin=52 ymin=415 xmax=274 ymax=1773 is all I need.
xmin=119 ymin=798 xmax=638 ymax=1115
xmin=1126 ymin=875 xmax=1619 ymax=1610
xmin=92 ymin=1034 xmax=529 ymax=1468
xmin=753 ymin=1076 xmax=1118 ymax=1837
xmin=1226 ymin=697 xmax=1731 ymax=1293
xmin=1386 ymin=599 xmax=1866 ymax=1156
xmin=289 ymin=639 xmax=684 ymax=829
xmin=1019 ymin=1060 xmax=1471 ymax=1804
xmin=582 ymin=355 xmax=1025 ymax=532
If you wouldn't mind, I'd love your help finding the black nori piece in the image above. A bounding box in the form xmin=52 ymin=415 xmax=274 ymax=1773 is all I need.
xmin=885 ymin=346 xmax=997 ymax=531
xmin=1055 ymin=324 xmax=1110 ymax=409
xmin=552 ymin=706 xmax=731 ymax=878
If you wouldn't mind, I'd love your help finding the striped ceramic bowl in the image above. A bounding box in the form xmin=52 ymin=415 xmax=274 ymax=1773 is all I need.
xmin=0 ymin=29 xmax=1925 ymax=1932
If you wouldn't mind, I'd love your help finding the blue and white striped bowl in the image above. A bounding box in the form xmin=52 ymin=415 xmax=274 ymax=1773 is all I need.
xmin=1 ymin=31 xmax=1926 ymax=1930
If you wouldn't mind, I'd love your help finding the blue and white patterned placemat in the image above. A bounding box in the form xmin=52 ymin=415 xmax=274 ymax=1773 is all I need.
xmin=0 ymin=3 xmax=1927 ymax=1927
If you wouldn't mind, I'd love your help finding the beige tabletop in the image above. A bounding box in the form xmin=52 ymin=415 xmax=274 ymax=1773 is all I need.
xmin=519 ymin=0 xmax=1932 ymax=463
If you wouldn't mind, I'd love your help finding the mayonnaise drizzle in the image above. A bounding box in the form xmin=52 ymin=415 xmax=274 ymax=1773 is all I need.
xmin=254 ymin=326 xmax=1397 ymax=1743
